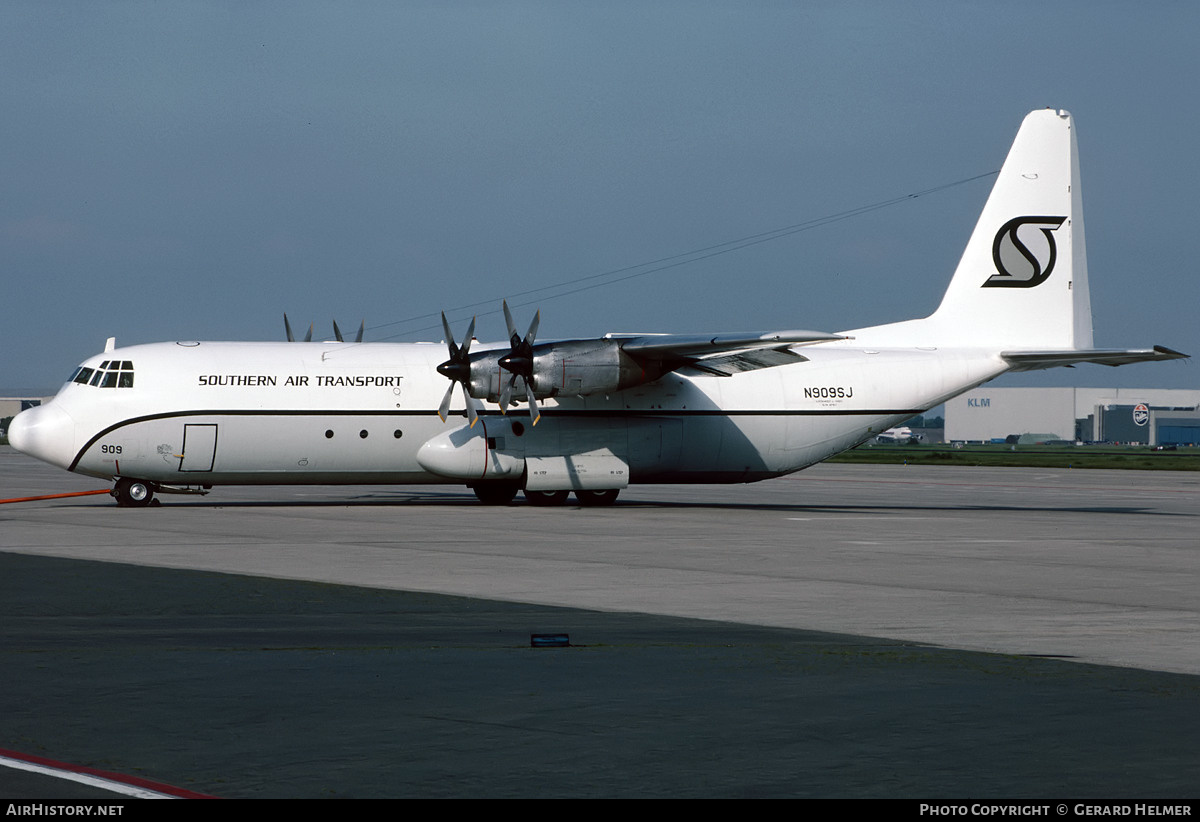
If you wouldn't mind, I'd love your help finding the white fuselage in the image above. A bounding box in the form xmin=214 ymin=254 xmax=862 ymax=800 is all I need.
xmin=11 ymin=337 xmax=1007 ymax=488
xmin=9 ymin=110 xmax=1184 ymax=500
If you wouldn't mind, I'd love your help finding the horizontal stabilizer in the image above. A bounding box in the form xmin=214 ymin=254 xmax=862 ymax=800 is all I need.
xmin=1001 ymin=346 xmax=1188 ymax=371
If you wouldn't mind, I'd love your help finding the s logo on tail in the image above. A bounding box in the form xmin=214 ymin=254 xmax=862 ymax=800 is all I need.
xmin=983 ymin=216 xmax=1066 ymax=288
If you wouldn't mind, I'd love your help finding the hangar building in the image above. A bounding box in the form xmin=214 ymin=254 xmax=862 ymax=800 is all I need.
xmin=945 ymin=388 xmax=1200 ymax=445
xmin=1 ymin=397 xmax=44 ymax=427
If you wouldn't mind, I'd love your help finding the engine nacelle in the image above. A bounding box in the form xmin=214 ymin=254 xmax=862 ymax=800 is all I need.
xmin=416 ymin=420 xmax=524 ymax=481
xmin=464 ymin=340 xmax=669 ymax=402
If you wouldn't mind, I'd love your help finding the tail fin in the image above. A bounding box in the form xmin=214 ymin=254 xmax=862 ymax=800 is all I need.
xmin=847 ymin=109 xmax=1186 ymax=369
xmin=932 ymin=108 xmax=1092 ymax=349
xmin=849 ymin=109 xmax=1092 ymax=350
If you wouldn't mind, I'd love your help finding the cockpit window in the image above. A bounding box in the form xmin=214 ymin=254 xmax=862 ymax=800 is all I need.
xmin=78 ymin=360 xmax=135 ymax=388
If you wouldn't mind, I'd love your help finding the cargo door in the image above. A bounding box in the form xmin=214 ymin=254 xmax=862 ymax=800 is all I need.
xmin=178 ymin=424 xmax=218 ymax=472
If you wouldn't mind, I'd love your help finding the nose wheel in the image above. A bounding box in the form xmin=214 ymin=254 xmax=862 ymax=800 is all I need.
xmin=113 ymin=477 xmax=157 ymax=507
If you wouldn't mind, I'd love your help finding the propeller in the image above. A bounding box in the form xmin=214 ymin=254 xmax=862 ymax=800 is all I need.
xmin=333 ymin=319 xmax=365 ymax=343
xmin=497 ymin=300 xmax=542 ymax=425
xmin=436 ymin=313 xmax=481 ymax=428
xmin=284 ymin=314 xmax=313 ymax=342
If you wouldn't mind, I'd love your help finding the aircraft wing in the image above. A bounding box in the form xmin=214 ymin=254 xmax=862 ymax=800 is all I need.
xmin=613 ymin=329 xmax=843 ymax=358
xmin=611 ymin=330 xmax=843 ymax=377
xmin=1001 ymin=346 xmax=1189 ymax=371
xmin=676 ymin=346 xmax=811 ymax=377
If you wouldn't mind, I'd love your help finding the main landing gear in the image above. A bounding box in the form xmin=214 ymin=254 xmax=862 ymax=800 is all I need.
xmin=573 ymin=489 xmax=619 ymax=507
xmin=523 ymin=488 xmax=620 ymax=506
xmin=470 ymin=483 xmax=621 ymax=507
xmin=471 ymin=481 xmax=521 ymax=506
xmin=112 ymin=477 xmax=157 ymax=507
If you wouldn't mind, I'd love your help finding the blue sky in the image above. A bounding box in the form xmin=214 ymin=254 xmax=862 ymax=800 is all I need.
xmin=3 ymin=1 xmax=1196 ymax=393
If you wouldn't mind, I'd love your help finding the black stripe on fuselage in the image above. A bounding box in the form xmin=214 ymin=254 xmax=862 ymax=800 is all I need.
xmin=68 ymin=406 xmax=923 ymax=472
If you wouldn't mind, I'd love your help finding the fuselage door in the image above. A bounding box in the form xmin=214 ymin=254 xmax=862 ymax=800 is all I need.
xmin=179 ymin=424 xmax=218 ymax=472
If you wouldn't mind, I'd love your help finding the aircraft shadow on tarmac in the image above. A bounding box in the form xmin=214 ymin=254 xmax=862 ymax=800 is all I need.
xmin=39 ymin=491 xmax=1190 ymax=517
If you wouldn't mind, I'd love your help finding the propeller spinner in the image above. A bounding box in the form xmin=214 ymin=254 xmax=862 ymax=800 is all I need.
xmin=436 ymin=313 xmax=481 ymax=427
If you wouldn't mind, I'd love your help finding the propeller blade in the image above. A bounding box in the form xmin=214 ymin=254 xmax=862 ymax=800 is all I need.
xmin=523 ymin=310 xmax=540 ymax=349
xmin=502 ymin=300 xmax=519 ymax=346
xmin=333 ymin=319 xmax=344 ymax=343
xmin=462 ymin=385 xmax=479 ymax=428
xmin=437 ymin=313 xmax=480 ymax=425
xmin=284 ymin=314 xmax=295 ymax=342
xmin=355 ymin=320 xmax=364 ymax=344
xmin=525 ymin=382 xmax=541 ymax=426
xmin=441 ymin=312 xmax=458 ymax=358
xmin=459 ymin=316 xmax=476 ymax=356
xmin=437 ymin=382 xmax=455 ymax=423
xmin=497 ymin=301 xmax=542 ymax=421
xmin=498 ymin=374 xmax=516 ymax=412
xmin=304 ymin=323 xmax=313 ymax=343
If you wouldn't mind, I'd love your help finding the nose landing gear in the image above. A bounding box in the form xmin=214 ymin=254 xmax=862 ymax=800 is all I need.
xmin=112 ymin=477 xmax=157 ymax=507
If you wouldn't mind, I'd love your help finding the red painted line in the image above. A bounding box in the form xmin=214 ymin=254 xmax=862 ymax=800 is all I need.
xmin=0 ymin=747 xmax=218 ymax=799
xmin=0 ymin=489 xmax=111 ymax=505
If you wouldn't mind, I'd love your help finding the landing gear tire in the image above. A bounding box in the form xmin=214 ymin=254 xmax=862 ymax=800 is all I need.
xmin=471 ymin=482 xmax=520 ymax=506
xmin=113 ymin=478 xmax=156 ymax=507
xmin=574 ymin=489 xmax=620 ymax=507
xmin=524 ymin=489 xmax=570 ymax=507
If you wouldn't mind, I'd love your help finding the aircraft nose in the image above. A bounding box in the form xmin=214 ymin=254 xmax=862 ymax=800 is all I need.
xmin=7 ymin=403 xmax=77 ymax=470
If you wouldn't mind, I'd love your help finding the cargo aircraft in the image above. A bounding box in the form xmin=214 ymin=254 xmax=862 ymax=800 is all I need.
xmin=8 ymin=109 xmax=1186 ymax=506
